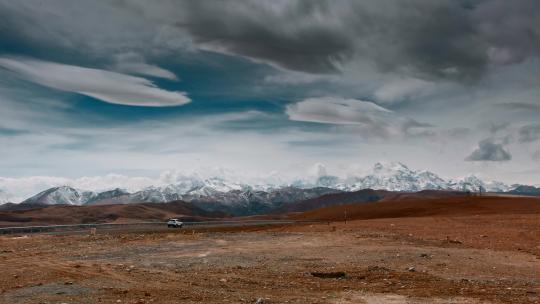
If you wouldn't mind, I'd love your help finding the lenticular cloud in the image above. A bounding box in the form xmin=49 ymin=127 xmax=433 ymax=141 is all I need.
xmin=0 ymin=57 xmax=190 ymax=107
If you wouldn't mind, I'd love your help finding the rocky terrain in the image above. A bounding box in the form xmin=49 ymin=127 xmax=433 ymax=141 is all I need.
xmin=0 ymin=196 xmax=538 ymax=303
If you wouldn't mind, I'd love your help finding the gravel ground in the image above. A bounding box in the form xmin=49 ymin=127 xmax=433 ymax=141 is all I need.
xmin=0 ymin=216 xmax=538 ymax=303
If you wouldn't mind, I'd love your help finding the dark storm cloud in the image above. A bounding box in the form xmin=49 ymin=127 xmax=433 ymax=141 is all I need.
xmin=169 ymin=0 xmax=540 ymax=81
xmin=173 ymin=1 xmax=486 ymax=80
xmin=465 ymin=138 xmax=511 ymax=161
xmin=173 ymin=1 xmax=354 ymax=74
xmin=518 ymin=124 xmax=540 ymax=143
xmin=496 ymin=102 xmax=540 ymax=112
xmin=1 ymin=0 xmax=539 ymax=82
xmin=474 ymin=0 xmax=540 ymax=65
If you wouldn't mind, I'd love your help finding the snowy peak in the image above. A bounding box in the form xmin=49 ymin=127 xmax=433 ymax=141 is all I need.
xmin=10 ymin=162 xmax=520 ymax=209
xmin=450 ymin=175 xmax=485 ymax=192
xmin=313 ymin=162 xmax=507 ymax=193
xmin=86 ymin=188 xmax=129 ymax=205
xmin=449 ymin=175 xmax=511 ymax=192
xmin=346 ymin=162 xmax=449 ymax=192
xmin=372 ymin=162 xmax=412 ymax=175
xmin=21 ymin=186 xmax=97 ymax=206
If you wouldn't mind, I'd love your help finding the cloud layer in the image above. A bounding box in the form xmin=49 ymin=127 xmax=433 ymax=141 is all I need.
xmin=111 ymin=52 xmax=178 ymax=81
xmin=147 ymin=0 xmax=539 ymax=82
xmin=0 ymin=57 xmax=189 ymax=107
xmin=286 ymin=97 xmax=430 ymax=138
xmin=2 ymin=1 xmax=539 ymax=81
xmin=465 ymin=138 xmax=512 ymax=162
xmin=519 ymin=124 xmax=540 ymax=143
xmin=0 ymin=1 xmax=539 ymax=186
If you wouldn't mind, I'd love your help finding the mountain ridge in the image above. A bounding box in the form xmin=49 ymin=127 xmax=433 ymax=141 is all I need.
xmin=10 ymin=162 xmax=535 ymax=215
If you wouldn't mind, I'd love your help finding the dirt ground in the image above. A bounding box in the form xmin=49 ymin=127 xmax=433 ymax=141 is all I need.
xmin=0 ymin=215 xmax=539 ymax=303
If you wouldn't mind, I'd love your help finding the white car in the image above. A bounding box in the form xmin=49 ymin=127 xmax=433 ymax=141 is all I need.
xmin=167 ymin=219 xmax=183 ymax=228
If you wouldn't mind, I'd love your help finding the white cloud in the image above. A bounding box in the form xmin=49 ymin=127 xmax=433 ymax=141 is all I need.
xmin=286 ymin=97 xmax=392 ymax=125
xmin=112 ymin=52 xmax=178 ymax=81
xmin=374 ymin=78 xmax=434 ymax=104
xmin=0 ymin=57 xmax=189 ymax=107
xmin=286 ymin=97 xmax=431 ymax=138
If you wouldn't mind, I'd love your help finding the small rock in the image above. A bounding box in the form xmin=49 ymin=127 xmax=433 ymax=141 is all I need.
xmin=446 ymin=236 xmax=463 ymax=244
xmin=311 ymin=271 xmax=346 ymax=278
xmin=367 ymin=266 xmax=390 ymax=273
xmin=407 ymin=267 xmax=416 ymax=272
xmin=219 ymin=278 xmax=227 ymax=283
xmin=64 ymin=281 xmax=74 ymax=285
xmin=419 ymin=253 xmax=429 ymax=258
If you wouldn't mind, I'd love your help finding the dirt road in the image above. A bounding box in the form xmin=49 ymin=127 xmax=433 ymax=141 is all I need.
xmin=0 ymin=215 xmax=539 ymax=303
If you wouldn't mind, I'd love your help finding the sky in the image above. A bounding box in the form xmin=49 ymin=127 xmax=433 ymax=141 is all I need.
xmin=1 ymin=0 xmax=540 ymax=198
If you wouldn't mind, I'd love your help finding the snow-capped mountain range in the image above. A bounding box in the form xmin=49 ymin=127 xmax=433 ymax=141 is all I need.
xmin=5 ymin=162 xmax=534 ymax=214
xmin=319 ymin=162 xmax=513 ymax=193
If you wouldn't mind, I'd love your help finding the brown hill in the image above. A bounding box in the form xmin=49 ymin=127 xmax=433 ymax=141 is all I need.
xmin=274 ymin=189 xmax=471 ymax=214
xmin=378 ymin=190 xmax=471 ymax=201
xmin=3 ymin=191 xmax=535 ymax=227
xmin=273 ymin=189 xmax=388 ymax=214
xmin=292 ymin=195 xmax=540 ymax=221
xmin=0 ymin=201 xmax=228 ymax=227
